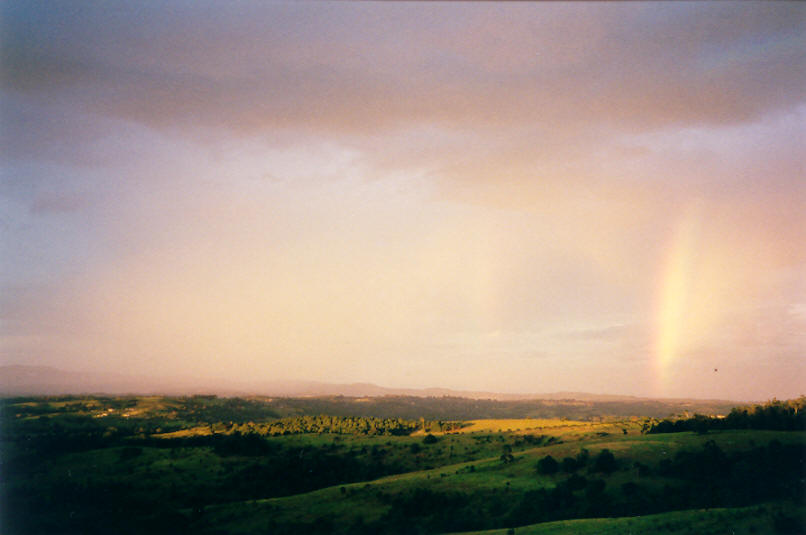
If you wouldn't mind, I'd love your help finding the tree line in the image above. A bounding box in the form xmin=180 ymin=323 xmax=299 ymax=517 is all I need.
xmin=227 ymin=415 xmax=465 ymax=436
xmin=649 ymin=397 xmax=806 ymax=434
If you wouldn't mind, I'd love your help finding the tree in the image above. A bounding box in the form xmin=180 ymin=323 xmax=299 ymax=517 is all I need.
xmin=621 ymin=481 xmax=639 ymax=497
xmin=576 ymin=448 xmax=590 ymax=467
xmin=565 ymin=473 xmax=587 ymax=491
xmin=423 ymin=433 xmax=438 ymax=444
xmin=536 ymin=455 xmax=559 ymax=475
xmin=561 ymin=457 xmax=578 ymax=473
xmin=592 ymin=449 xmax=617 ymax=474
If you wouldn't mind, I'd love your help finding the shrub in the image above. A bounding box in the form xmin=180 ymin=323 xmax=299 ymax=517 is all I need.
xmin=565 ymin=473 xmax=587 ymax=491
xmin=119 ymin=446 xmax=143 ymax=461
xmin=592 ymin=449 xmax=617 ymax=474
xmin=423 ymin=433 xmax=438 ymax=444
xmin=561 ymin=457 xmax=578 ymax=472
xmin=621 ymin=481 xmax=639 ymax=496
xmin=576 ymin=448 xmax=590 ymax=467
xmin=536 ymin=455 xmax=559 ymax=475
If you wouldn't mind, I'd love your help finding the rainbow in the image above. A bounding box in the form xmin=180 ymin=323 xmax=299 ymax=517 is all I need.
xmin=655 ymin=200 xmax=703 ymax=395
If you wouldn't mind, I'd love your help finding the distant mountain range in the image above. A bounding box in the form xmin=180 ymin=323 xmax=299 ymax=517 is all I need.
xmin=0 ymin=365 xmax=739 ymax=404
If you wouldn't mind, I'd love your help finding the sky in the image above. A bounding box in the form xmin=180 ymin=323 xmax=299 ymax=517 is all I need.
xmin=1 ymin=2 xmax=804 ymax=400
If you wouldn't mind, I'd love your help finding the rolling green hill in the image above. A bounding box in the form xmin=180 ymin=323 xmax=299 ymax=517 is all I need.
xmin=1 ymin=395 xmax=803 ymax=534
xmin=454 ymin=503 xmax=806 ymax=535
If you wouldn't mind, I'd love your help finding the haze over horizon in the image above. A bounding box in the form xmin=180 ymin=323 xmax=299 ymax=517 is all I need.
xmin=2 ymin=2 xmax=804 ymax=401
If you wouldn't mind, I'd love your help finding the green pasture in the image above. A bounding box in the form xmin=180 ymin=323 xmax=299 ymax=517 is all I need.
xmin=454 ymin=502 xmax=806 ymax=535
xmin=3 ymin=396 xmax=804 ymax=535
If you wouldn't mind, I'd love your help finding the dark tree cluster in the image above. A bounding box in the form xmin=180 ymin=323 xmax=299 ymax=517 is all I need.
xmin=254 ymin=394 xmax=738 ymax=421
xmin=649 ymin=397 xmax=806 ymax=434
xmin=177 ymin=396 xmax=280 ymax=423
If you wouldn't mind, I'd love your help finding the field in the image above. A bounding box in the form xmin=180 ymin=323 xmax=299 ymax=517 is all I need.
xmin=1 ymin=395 xmax=804 ymax=534
xmin=456 ymin=503 xmax=806 ymax=535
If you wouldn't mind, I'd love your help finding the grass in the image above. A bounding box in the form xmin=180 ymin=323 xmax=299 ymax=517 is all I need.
xmin=154 ymin=425 xmax=215 ymax=438
xmin=434 ymin=419 xmax=572 ymax=434
xmin=4 ymin=398 xmax=804 ymax=534
xmin=189 ymin=428 xmax=805 ymax=534
xmin=432 ymin=418 xmax=644 ymax=437
xmin=452 ymin=502 xmax=806 ymax=534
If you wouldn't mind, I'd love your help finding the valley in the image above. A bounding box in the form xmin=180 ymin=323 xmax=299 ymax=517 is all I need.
xmin=2 ymin=395 xmax=803 ymax=534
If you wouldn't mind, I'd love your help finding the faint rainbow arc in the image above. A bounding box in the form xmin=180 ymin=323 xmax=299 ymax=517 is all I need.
xmin=655 ymin=200 xmax=703 ymax=395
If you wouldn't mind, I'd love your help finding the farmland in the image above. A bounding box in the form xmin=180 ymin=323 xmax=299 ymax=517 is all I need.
xmin=1 ymin=395 xmax=803 ymax=534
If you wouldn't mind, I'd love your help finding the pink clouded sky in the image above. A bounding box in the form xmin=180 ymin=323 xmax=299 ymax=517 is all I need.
xmin=1 ymin=2 xmax=804 ymax=400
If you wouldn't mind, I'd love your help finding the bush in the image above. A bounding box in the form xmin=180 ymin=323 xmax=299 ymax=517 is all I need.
xmin=561 ymin=457 xmax=578 ymax=472
xmin=536 ymin=455 xmax=559 ymax=475
xmin=591 ymin=449 xmax=617 ymax=474
xmin=565 ymin=473 xmax=587 ymax=491
xmin=773 ymin=512 xmax=802 ymax=534
xmin=119 ymin=446 xmax=143 ymax=461
xmin=621 ymin=481 xmax=639 ymax=496
xmin=586 ymin=478 xmax=606 ymax=495
xmin=576 ymin=448 xmax=590 ymax=467
xmin=423 ymin=434 xmax=438 ymax=444
xmin=633 ymin=461 xmax=651 ymax=477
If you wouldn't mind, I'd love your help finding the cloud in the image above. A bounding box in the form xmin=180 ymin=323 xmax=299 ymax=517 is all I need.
xmin=2 ymin=3 xmax=804 ymax=140
xmin=557 ymin=324 xmax=641 ymax=342
xmin=29 ymin=191 xmax=86 ymax=214
xmin=1 ymin=2 xmax=803 ymax=399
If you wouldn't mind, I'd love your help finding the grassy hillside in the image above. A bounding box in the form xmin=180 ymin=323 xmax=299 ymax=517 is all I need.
xmin=187 ymin=429 xmax=804 ymax=534
xmin=2 ymin=392 xmax=741 ymax=422
xmin=454 ymin=503 xmax=806 ymax=535
xmin=1 ymin=395 xmax=803 ymax=534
